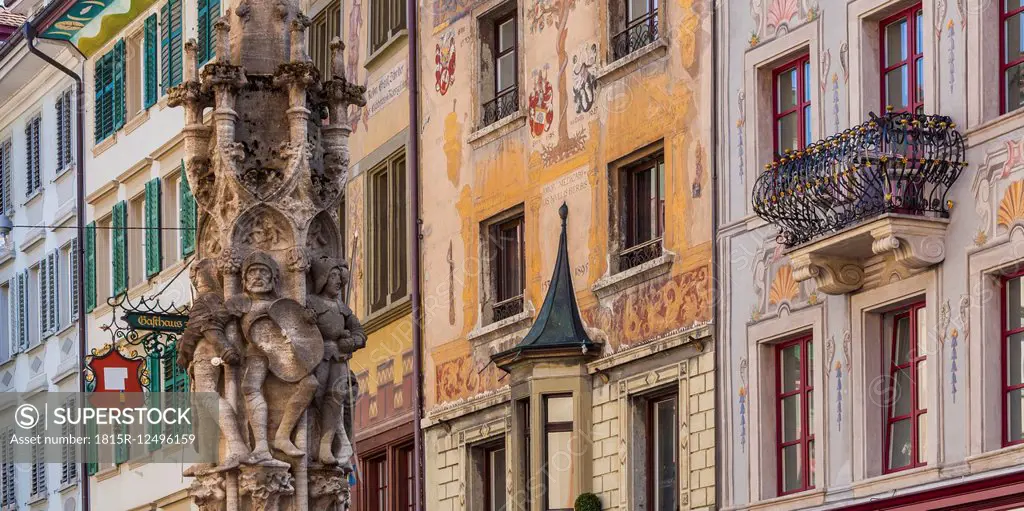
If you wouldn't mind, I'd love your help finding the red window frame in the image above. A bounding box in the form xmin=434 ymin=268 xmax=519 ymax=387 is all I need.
xmin=1002 ymin=1 xmax=1024 ymax=113
xmin=772 ymin=54 xmax=812 ymax=157
xmin=883 ymin=301 xmax=928 ymax=474
xmin=1002 ymin=268 xmax=1024 ymax=447
xmin=775 ymin=334 xmax=814 ymax=496
xmin=880 ymin=4 xmax=924 ymax=113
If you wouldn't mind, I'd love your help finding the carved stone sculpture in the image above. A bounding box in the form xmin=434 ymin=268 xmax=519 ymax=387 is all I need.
xmin=171 ymin=0 xmax=365 ymax=507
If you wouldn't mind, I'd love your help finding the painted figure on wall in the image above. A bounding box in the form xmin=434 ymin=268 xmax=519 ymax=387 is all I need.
xmin=572 ymin=43 xmax=597 ymax=114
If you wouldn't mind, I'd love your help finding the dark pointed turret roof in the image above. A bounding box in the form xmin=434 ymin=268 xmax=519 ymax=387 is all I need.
xmin=492 ymin=203 xmax=600 ymax=372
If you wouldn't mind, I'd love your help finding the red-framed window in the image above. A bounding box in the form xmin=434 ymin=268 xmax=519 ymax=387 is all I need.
xmin=647 ymin=392 xmax=679 ymax=510
xmin=776 ymin=335 xmax=814 ymax=495
xmin=1003 ymin=270 xmax=1024 ymax=446
xmin=1003 ymin=1 xmax=1024 ymax=113
xmin=880 ymin=5 xmax=924 ymax=114
xmin=366 ymin=454 xmax=388 ymax=511
xmin=773 ymin=54 xmax=811 ymax=156
xmin=884 ymin=302 xmax=928 ymax=473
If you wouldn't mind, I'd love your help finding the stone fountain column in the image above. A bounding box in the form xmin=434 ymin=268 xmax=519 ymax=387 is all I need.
xmin=169 ymin=0 xmax=366 ymax=508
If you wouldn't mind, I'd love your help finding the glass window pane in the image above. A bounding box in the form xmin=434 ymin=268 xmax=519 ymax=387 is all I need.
xmin=1008 ymin=276 xmax=1024 ymax=331
xmin=781 ymin=444 xmax=802 ymax=493
xmin=777 ymin=67 xmax=798 ymax=112
xmin=803 ymin=106 xmax=811 ymax=148
xmin=915 ymin=12 xmax=923 ymax=53
xmin=885 ymin=66 xmax=910 ymax=110
xmin=916 ymin=307 xmax=927 ymax=357
xmin=885 ymin=19 xmax=908 ymax=66
xmin=499 ymin=19 xmax=515 ymax=52
xmin=917 ymin=412 xmax=926 ymax=464
xmin=808 ymin=439 xmax=815 ymax=488
xmin=654 ymin=398 xmax=677 ymax=511
xmin=628 ymin=0 xmax=649 ymax=21
xmin=803 ymin=61 xmax=810 ymax=102
xmin=915 ymin=58 xmax=924 ymax=106
xmin=781 ymin=344 xmax=801 ymax=392
xmin=888 ymin=419 xmax=913 ymax=470
xmin=1009 ymin=332 xmax=1024 ymax=387
xmin=1008 ymin=388 xmax=1024 ymax=443
xmin=916 ymin=361 xmax=927 ymax=405
xmin=808 ymin=389 xmax=814 ymax=426
xmin=777 ymin=113 xmax=799 ymax=154
xmin=491 ymin=448 xmax=507 ymax=511
xmin=1010 ymin=13 xmax=1024 ymax=68
xmin=781 ymin=395 xmax=801 ymax=442
xmin=546 ymin=431 xmax=573 ymax=509
xmin=546 ymin=396 xmax=573 ymax=424
xmin=808 ymin=341 xmax=814 ymax=383
xmin=496 ymin=54 xmax=516 ymax=92
xmin=894 ymin=316 xmax=911 ymax=365
xmin=890 ymin=368 xmax=912 ymax=417
xmin=1009 ymin=1 xmax=1024 ymax=12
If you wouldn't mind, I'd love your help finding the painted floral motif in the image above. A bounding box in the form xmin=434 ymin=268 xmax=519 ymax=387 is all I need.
xmin=739 ymin=357 xmax=749 ymax=452
xmin=768 ymin=265 xmax=799 ymax=305
xmin=737 ymin=90 xmax=746 ymax=182
xmin=766 ymin=0 xmax=800 ymax=33
xmin=998 ymin=180 xmax=1024 ymax=230
xmin=434 ymin=32 xmax=456 ymax=96
xmin=528 ymin=67 xmax=554 ymax=137
xmin=948 ymin=20 xmax=955 ymax=95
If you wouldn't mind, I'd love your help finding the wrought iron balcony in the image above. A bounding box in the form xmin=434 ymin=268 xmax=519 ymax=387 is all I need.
xmin=481 ymin=87 xmax=519 ymax=127
xmin=752 ymin=110 xmax=967 ymax=248
xmin=612 ymin=11 xmax=659 ymax=61
xmin=492 ymin=294 xmax=524 ymax=322
xmin=618 ymin=237 xmax=662 ymax=272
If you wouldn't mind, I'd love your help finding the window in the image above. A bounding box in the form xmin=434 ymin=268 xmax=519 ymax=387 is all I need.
xmin=311 ymin=0 xmax=342 ymax=77
xmin=776 ymin=335 xmax=814 ymax=495
xmin=97 ymin=214 xmax=114 ymax=301
xmin=11 ymin=271 xmax=27 ymax=353
xmin=396 ymin=444 xmax=415 ymax=511
xmin=27 ymin=264 xmax=39 ymax=347
xmin=0 ymin=138 xmax=11 ymax=213
xmin=128 ymin=194 xmax=145 ymax=288
xmin=60 ymin=396 xmax=78 ymax=484
xmin=144 ymin=15 xmax=158 ymax=108
xmin=544 ymin=395 xmax=573 ymax=511
xmin=39 ymin=250 xmax=59 ymax=337
xmin=127 ymin=30 xmax=144 ymax=118
xmin=162 ymin=173 xmax=180 ymax=266
xmin=0 ymin=282 xmax=8 ymax=362
xmin=25 ymin=114 xmax=41 ymax=196
xmin=197 ymin=0 xmax=222 ymax=65
xmin=1004 ymin=272 xmax=1024 ymax=446
xmin=179 ymin=162 xmax=197 ymax=257
xmin=55 ymin=88 xmax=73 ymax=172
xmin=147 ymin=343 xmax=189 ymax=443
xmin=618 ymin=150 xmax=665 ymax=272
xmin=647 ymin=393 xmax=678 ymax=509
xmin=1004 ymin=1 xmax=1024 ymax=113
xmin=161 ymin=0 xmax=184 ymax=93
xmin=1 ymin=426 xmax=13 ymax=506
xmin=366 ymin=454 xmax=388 ymax=511
xmin=369 ymin=0 xmax=405 ymax=55
xmin=773 ymin=55 xmax=811 ymax=156
xmin=611 ymin=0 xmax=659 ymax=61
xmin=95 ymin=40 xmax=126 ymax=142
xmin=368 ymin=151 xmax=407 ymax=314
xmin=31 ymin=423 xmax=45 ymax=496
xmin=61 ymin=240 xmax=78 ymax=324
xmin=481 ymin=11 xmax=518 ymax=126
xmin=145 ymin=178 xmax=163 ymax=278
xmin=884 ymin=302 xmax=927 ymax=473
xmin=484 ymin=210 xmax=524 ymax=323
xmin=518 ymin=399 xmax=532 ymax=511
xmin=880 ymin=5 xmax=924 ymax=113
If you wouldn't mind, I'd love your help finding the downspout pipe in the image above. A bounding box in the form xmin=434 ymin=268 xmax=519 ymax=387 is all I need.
xmin=23 ymin=22 xmax=89 ymax=511
xmin=406 ymin=0 xmax=424 ymax=509
xmin=709 ymin=2 xmax=722 ymax=510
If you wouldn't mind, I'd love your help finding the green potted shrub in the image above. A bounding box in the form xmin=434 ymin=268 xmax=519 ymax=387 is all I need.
xmin=574 ymin=492 xmax=602 ymax=511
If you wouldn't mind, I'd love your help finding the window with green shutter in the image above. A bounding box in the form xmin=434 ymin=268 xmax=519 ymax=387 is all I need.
xmin=180 ymin=163 xmax=196 ymax=257
xmin=146 ymin=350 xmax=162 ymax=451
xmin=161 ymin=0 xmax=184 ymax=93
xmin=112 ymin=201 xmax=128 ymax=296
xmin=85 ymin=417 xmax=99 ymax=475
xmin=145 ymin=179 xmax=162 ymax=278
xmin=85 ymin=222 xmax=96 ymax=312
xmin=94 ymin=41 xmax=126 ymax=142
xmin=197 ymin=0 xmax=221 ymax=65
xmin=114 ymin=421 xmax=129 ymax=464
xmin=144 ymin=15 xmax=159 ymax=108
xmin=162 ymin=345 xmax=190 ymax=436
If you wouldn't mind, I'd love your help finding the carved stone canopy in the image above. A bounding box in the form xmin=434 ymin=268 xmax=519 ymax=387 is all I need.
xmin=788 ymin=213 xmax=949 ymax=295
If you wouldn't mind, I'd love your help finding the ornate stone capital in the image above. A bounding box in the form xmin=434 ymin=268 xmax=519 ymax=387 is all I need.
xmin=239 ymin=465 xmax=295 ymax=511
xmin=189 ymin=471 xmax=227 ymax=511
xmin=790 ymin=253 xmax=865 ymax=295
xmin=869 ymin=231 xmax=946 ymax=269
xmin=309 ymin=466 xmax=348 ymax=510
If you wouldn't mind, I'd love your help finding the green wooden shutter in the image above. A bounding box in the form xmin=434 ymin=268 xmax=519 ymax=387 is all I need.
xmin=160 ymin=1 xmax=171 ymax=94
xmin=170 ymin=0 xmax=183 ymax=86
xmin=112 ymin=201 xmax=128 ymax=296
xmin=162 ymin=345 xmax=190 ymax=435
xmin=145 ymin=179 xmax=162 ymax=278
xmin=113 ymin=39 xmax=126 ymax=132
xmin=93 ymin=55 xmax=103 ymax=141
xmin=85 ymin=222 xmax=96 ymax=312
xmin=147 ymin=351 xmax=162 ymax=451
xmin=85 ymin=417 xmax=98 ymax=475
xmin=144 ymin=15 xmax=158 ymax=108
xmin=197 ymin=0 xmax=209 ymax=64
xmin=180 ymin=163 xmax=196 ymax=257
xmin=161 ymin=0 xmax=183 ymax=91
xmin=114 ymin=422 xmax=129 ymax=464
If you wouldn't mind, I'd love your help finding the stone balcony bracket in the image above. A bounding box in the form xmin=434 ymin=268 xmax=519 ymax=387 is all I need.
xmin=787 ymin=214 xmax=950 ymax=295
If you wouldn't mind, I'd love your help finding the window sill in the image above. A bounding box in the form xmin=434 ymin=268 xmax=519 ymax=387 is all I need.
xmin=468 ymin=111 xmax=526 ymax=147
xmin=467 ymin=308 xmax=534 ymax=347
xmin=123 ymin=109 xmax=150 ymax=135
xmin=363 ymin=295 xmax=412 ymax=335
xmin=27 ymin=493 xmax=46 ymax=506
xmin=20 ymin=225 xmax=45 ymax=251
xmin=742 ymin=488 xmax=825 ymax=510
xmin=596 ymin=37 xmax=669 ymax=85
xmin=51 ymin=357 xmax=79 ymax=386
xmin=965 ymin=107 xmax=1024 ymax=149
xmin=848 ymin=465 xmax=940 ymax=499
xmin=365 ymin=30 xmax=408 ymax=71
xmin=1 ymin=503 xmax=14 ymax=511
xmin=0 ymin=245 xmax=13 ymax=266
xmin=591 ymin=251 xmax=674 ymax=299
xmin=92 ymin=134 xmax=117 ymax=157
xmin=965 ymin=443 xmax=1024 ymax=473
xmin=95 ymin=465 xmax=120 ymax=482
xmin=53 ymin=162 xmax=75 ymax=183
xmin=22 ymin=189 xmax=42 ymax=208
xmin=57 ymin=480 xmax=78 ymax=494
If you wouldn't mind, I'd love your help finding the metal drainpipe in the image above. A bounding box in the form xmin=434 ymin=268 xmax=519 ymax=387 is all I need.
xmin=710 ymin=2 xmax=722 ymax=509
xmin=405 ymin=0 xmax=424 ymax=509
xmin=23 ymin=22 xmax=90 ymax=511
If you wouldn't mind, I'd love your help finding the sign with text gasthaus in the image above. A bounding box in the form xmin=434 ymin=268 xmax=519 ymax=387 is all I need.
xmin=0 ymin=392 xmax=220 ymax=464
xmin=123 ymin=312 xmax=189 ymax=333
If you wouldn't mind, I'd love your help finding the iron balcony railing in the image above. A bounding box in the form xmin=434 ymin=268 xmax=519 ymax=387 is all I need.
xmin=619 ymin=237 xmax=662 ymax=272
xmin=612 ymin=11 xmax=659 ymax=61
xmin=482 ymin=87 xmax=519 ymax=127
xmin=752 ymin=110 xmax=967 ymax=247
xmin=492 ymin=294 xmax=524 ymax=322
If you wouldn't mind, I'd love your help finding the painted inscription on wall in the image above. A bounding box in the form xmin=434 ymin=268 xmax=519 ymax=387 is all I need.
xmin=367 ymin=61 xmax=408 ymax=117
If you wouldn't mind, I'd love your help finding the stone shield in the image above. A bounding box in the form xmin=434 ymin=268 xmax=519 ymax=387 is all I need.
xmin=248 ymin=299 xmax=324 ymax=382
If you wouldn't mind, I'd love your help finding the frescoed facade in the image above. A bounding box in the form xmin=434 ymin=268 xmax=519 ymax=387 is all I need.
xmin=717 ymin=0 xmax=1024 ymax=509
xmin=416 ymin=0 xmax=716 ymax=508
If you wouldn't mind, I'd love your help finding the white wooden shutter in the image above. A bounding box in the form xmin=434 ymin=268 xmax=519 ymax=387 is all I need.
xmin=5 ymin=280 xmax=14 ymax=358
xmin=39 ymin=257 xmax=49 ymax=336
xmin=48 ymin=251 xmax=59 ymax=333
xmin=70 ymin=239 xmax=79 ymax=322
xmin=17 ymin=271 xmax=27 ymax=351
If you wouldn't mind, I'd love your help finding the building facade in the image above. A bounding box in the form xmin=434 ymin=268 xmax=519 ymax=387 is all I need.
xmin=0 ymin=2 xmax=84 ymax=510
xmin=415 ymin=0 xmax=715 ymax=510
xmin=717 ymin=0 xmax=1024 ymax=509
